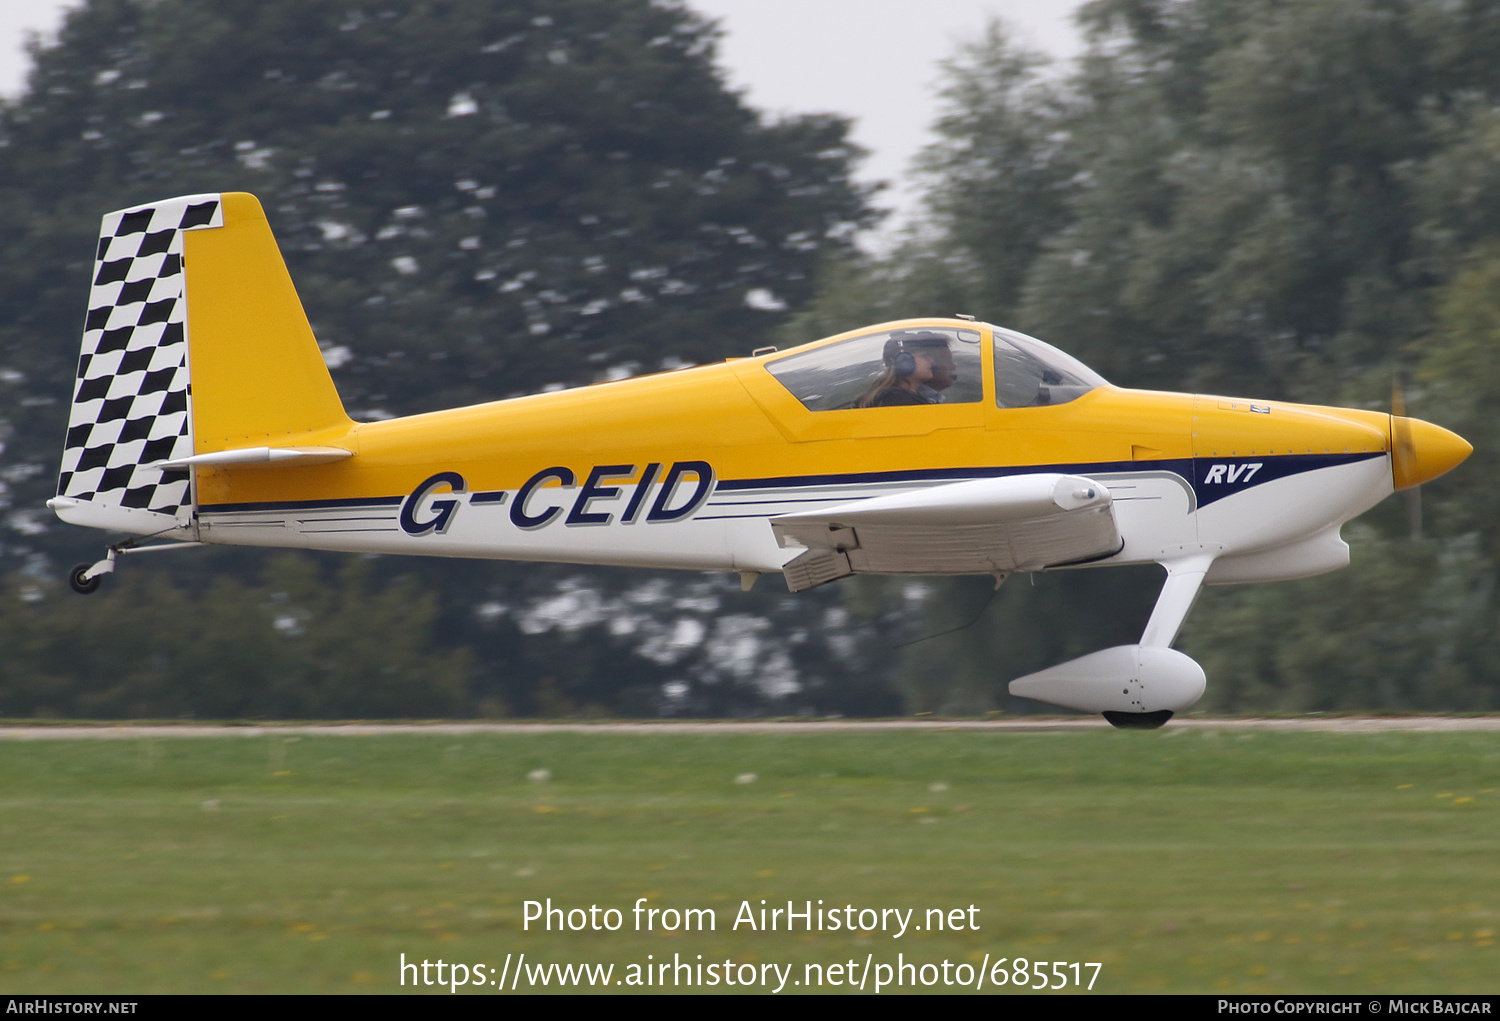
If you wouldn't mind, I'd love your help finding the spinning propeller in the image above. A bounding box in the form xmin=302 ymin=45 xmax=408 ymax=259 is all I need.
xmin=1390 ymin=372 xmax=1473 ymax=539
xmin=1391 ymin=374 xmax=1422 ymax=538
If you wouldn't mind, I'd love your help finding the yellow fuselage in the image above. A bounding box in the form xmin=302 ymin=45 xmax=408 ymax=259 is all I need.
xmin=188 ymin=318 xmax=1463 ymax=580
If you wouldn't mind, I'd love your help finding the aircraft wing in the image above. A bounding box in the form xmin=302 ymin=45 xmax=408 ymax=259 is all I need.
xmin=770 ymin=473 xmax=1120 ymax=591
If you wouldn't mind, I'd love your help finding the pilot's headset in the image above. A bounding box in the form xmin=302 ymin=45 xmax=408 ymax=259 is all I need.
xmin=883 ymin=336 xmax=919 ymax=378
xmin=885 ymin=331 xmax=948 ymax=377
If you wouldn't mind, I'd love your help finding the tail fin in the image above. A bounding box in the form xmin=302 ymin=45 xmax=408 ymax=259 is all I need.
xmin=183 ymin=192 xmax=351 ymax=450
xmin=51 ymin=192 xmax=353 ymax=537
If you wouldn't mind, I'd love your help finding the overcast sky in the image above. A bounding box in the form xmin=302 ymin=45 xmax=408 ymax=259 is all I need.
xmin=0 ymin=1 xmax=1085 ymax=233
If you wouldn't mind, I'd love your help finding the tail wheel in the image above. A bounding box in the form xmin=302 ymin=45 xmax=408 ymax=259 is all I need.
xmin=68 ymin=563 xmax=102 ymax=595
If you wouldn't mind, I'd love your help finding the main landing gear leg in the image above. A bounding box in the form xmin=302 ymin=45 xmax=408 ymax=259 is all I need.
xmin=1009 ymin=555 xmax=1216 ymax=726
xmin=1102 ymin=554 xmax=1215 ymax=730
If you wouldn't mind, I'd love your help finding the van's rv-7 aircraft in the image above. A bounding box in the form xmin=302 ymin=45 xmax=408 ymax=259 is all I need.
xmin=48 ymin=193 xmax=1472 ymax=727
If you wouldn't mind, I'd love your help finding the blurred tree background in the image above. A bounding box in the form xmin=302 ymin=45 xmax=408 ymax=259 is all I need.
xmin=0 ymin=0 xmax=898 ymax=718
xmin=2 ymin=0 xmax=1498 ymax=718
xmin=781 ymin=0 xmax=1500 ymax=715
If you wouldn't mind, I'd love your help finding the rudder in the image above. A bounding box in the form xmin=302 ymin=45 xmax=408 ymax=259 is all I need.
xmin=53 ymin=194 xmax=222 ymax=536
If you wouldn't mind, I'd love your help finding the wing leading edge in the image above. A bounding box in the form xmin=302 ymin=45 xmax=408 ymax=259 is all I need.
xmin=771 ymin=473 xmax=1120 ymax=592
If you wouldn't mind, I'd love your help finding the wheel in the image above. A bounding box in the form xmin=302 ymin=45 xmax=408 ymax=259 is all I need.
xmin=1102 ymin=710 xmax=1174 ymax=730
xmin=68 ymin=563 xmax=102 ymax=595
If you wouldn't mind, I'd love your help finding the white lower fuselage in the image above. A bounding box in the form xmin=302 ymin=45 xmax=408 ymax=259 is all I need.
xmin=193 ymin=450 xmax=1395 ymax=586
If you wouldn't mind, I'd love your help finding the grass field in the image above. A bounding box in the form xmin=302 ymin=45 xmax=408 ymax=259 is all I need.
xmin=0 ymin=726 xmax=1497 ymax=994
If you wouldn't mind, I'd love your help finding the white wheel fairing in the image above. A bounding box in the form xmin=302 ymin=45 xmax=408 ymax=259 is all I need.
xmin=1009 ymin=645 xmax=1207 ymax=714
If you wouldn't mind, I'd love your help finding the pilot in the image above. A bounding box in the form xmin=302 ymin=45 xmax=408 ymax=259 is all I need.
xmin=917 ymin=342 xmax=957 ymax=404
xmin=856 ymin=333 xmax=955 ymax=408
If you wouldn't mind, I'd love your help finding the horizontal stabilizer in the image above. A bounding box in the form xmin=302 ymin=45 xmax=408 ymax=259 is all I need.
xmin=772 ymin=473 xmax=1119 ymax=576
xmin=145 ymin=445 xmax=353 ymax=470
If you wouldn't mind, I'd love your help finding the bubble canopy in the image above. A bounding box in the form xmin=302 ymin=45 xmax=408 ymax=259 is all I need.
xmin=990 ymin=326 xmax=1107 ymax=409
xmin=765 ymin=323 xmax=1107 ymax=411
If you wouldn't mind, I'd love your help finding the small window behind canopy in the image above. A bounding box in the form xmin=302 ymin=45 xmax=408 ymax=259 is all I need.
xmin=767 ymin=327 xmax=983 ymax=411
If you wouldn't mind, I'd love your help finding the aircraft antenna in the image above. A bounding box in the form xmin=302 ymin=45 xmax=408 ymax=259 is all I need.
xmin=894 ymin=578 xmax=1005 ymax=648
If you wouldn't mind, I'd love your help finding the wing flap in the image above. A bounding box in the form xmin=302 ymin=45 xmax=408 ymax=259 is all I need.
xmin=782 ymin=548 xmax=853 ymax=593
xmin=772 ymin=473 xmax=1120 ymax=584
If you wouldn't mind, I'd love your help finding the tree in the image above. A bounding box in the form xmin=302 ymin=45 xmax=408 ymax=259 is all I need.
xmin=0 ymin=0 xmax=873 ymax=417
xmin=0 ymin=554 xmax=470 ymax=718
xmin=0 ymin=0 xmax=892 ymax=718
xmin=915 ymin=24 xmax=1078 ymax=326
xmin=786 ymin=0 xmax=1500 ymax=713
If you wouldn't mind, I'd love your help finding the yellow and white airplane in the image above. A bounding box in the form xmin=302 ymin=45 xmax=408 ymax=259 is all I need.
xmin=48 ymin=193 xmax=1472 ymax=726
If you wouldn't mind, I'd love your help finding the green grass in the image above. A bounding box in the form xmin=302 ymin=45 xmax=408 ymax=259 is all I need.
xmin=0 ymin=728 xmax=1497 ymax=993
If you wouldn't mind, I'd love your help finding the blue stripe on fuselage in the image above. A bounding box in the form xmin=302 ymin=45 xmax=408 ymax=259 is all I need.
xmin=716 ymin=452 xmax=1380 ymax=507
xmin=195 ymin=452 xmax=1383 ymax=517
xmin=1190 ymin=452 xmax=1383 ymax=508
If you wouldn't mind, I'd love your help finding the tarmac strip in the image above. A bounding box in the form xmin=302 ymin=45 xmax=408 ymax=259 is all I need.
xmin=1 ymin=717 xmax=1499 ymax=739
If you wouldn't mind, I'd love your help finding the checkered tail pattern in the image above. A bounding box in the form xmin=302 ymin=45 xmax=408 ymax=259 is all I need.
xmin=56 ymin=194 xmax=223 ymax=526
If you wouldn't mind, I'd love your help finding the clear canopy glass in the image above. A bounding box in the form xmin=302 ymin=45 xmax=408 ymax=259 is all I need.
xmin=766 ymin=327 xmax=984 ymax=411
xmin=991 ymin=327 xmax=1106 ymax=408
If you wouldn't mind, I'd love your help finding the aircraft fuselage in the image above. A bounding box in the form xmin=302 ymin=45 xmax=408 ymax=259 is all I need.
xmin=187 ymin=321 xmax=1420 ymax=589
